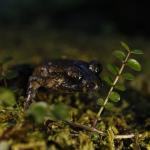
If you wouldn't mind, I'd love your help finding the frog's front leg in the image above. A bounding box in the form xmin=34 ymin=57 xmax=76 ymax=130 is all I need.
xmin=24 ymin=76 xmax=43 ymax=108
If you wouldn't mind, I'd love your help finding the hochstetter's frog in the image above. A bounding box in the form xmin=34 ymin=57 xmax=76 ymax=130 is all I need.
xmin=25 ymin=59 xmax=103 ymax=108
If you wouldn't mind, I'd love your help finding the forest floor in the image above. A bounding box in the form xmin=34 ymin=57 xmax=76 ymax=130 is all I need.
xmin=0 ymin=28 xmax=149 ymax=150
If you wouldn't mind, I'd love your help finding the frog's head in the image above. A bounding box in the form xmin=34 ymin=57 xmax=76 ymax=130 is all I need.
xmin=76 ymin=60 xmax=103 ymax=92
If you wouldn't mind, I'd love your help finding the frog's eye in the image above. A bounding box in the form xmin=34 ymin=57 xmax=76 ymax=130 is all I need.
xmin=89 ymin=61 xmax=103 ymax=75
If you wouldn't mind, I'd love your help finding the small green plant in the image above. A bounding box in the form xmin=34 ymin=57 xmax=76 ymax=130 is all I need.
xmin=96 ymin=42 xmax=143 ymax=118
xmin=0 ymin=56 xmax=18 ymax=87
xmin=27 ymin=102 xmax=69 ymax=124
xmin=0 ymin=88 xmax=16 ymax=107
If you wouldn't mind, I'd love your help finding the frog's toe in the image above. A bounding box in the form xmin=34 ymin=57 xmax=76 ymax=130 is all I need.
xmin=24 ymin=94 xmax=32 ymax=109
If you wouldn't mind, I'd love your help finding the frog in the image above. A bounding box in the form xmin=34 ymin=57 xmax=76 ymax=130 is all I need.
xmin=25 ymin=59 xmax=103 ymax=108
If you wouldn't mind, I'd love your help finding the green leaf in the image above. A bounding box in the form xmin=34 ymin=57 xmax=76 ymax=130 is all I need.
xmin=27 ymin=102 xmax=48 ymax=123
xmin=120 ymin=41 xmax=130 ymax=51
xmin=103 ymin=76 xmax=113 ymax=86
xmin=97 ymin=98 xmax=104 ymax=106
xmin=131 ymin=49 xmax=144 ymax=55
xmin=0 ymin=88 xmax=16 ymax=107
xmin=122 ymin=73 xmax=135 ymax=80
xmin=51 ymin=104 xmax=69 ymax=120
xmin=127 ymin=59 xmax=141 ymax=71
xmin=113 ymin=50 xmax=126 ymax=60
xmin=5 ymin=71 xmax=18 ymax=79
xmin=105 ymin=102 xmax=115 ymax=110
xmin=107 ymin=64 xmax=119 ymax=75
xmin=91 ymin=133 xmax=99 ymax=141
xmin=109 ymin=92 xmax=120 ymax=102
xmin=115 ymin=84 xmax=126 ymax=91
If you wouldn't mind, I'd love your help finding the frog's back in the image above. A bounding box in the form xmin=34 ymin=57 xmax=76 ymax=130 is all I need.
xmin=47 ymin=59 xmax=88 ymax=68
xmin=32 ymin=59 xmax=87 ymax=77
xmin=46 ymin=59 xmax=101 ymax=82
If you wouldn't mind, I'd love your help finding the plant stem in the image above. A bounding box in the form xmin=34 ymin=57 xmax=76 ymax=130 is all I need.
xmin=96 ymin=51 xmax=131 ymax=118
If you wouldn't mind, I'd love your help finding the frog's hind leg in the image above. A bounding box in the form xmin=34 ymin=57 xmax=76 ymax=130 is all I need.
xmin=24 ymin=76 xmax=42 ymax=109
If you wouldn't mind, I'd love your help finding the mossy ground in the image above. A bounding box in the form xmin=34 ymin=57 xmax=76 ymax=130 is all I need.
xmin=0 ymin=28 xmax=150 ymax=150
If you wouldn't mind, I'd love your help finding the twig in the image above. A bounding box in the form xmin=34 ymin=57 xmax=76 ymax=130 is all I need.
xmin=64 ymin=121 xmax=105 ymax=135
xmin=65 ymin=121 xmax=142 ymax=140
xmin=114 ymin=134 xmax=142 ymax=139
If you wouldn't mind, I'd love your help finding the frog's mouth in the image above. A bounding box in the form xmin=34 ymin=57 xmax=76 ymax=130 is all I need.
xmin=80 ymin=80 xmax=102 ymax=92
xmin=86 ymin=82 xmax=99 ymax=90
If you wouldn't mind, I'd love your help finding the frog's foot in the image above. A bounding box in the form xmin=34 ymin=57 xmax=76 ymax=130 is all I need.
xmin=24 ymin=76 xmax=42 ymax=109
xmin=24 ymin=89 xmax=36 ymax=109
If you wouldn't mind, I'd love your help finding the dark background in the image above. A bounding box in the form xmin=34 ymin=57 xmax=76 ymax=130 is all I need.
xmin=0 ymin=0 xmax=149 ymax=78
xmin=0 ymin=0 xmax=150 ymax=36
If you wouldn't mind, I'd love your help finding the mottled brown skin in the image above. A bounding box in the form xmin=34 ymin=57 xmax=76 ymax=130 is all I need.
xmin=25 ymin=59 xmax=103 ymax=108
